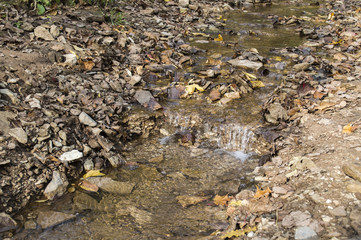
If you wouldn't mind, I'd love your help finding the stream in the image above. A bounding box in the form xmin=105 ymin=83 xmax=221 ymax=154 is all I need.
xmin=14 ymin=1 xmax=320 ymax=239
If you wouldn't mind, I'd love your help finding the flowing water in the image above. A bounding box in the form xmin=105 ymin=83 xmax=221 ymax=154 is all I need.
xmin=15 ymin=1 xmax=321 ymax=239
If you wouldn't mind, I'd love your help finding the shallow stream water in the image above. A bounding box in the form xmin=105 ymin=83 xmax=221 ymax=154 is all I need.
xmin=15 ymin=1 xmax=320 ymax=239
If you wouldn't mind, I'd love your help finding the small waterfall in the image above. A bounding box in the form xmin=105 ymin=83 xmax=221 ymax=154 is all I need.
xmin=163 ymin=110 xmax=255 ymax=153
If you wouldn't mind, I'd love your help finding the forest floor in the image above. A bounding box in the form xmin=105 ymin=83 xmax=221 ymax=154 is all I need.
xmin=0 ymin=0 xmax=361 ymax=239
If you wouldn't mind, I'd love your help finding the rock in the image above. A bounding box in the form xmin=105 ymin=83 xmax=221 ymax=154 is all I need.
xmin=176 ymin=195 xmax=207 ymax=208
xmin=24 ymin=220 xmax=37 ymax=230
xmin=265 ymin=103 xmax=289 ymax=124
xmin=43 ymin=171 xmax=68 ymax=200
xmin=129 ymin=75 xmax=142 ymax=86
xmin=149 ymin=155 xmax=164 ymax=163
xmin=50 ymin=25 xmax=60 ymax=38
xmin=86 ymin=177 xmax=135 ymax=194
xmin=228 ymin=59 xmax=263 ymax=71
xmin=34 ymin=26 xmax=55 ymax=41
xmin=0 ymin=89 xmax=20 ymax=104
xmin=346 ymin=183 xmax=361 ymax=193
xmin=79 ymin=112 xmax=97 ymax=127
xmin=134 ymin=90 xmax=162 ymax=111
xmin=73 ymin=192 xmax=99 ymax=210
xmin=0 ymin=111 xmax=16 ymax=135
xmin=102 ymin=151 xmax=124 ymax=168
xmin=125 ymin=206 xmax=152 ymax=225
xmin=282 ymin=211 xmax=311 ymax=228
xmin=59 ymin=150 xmax=83 ymax=162
xmin=179 ymin=0 xmax=189 ymax=7
xmin=8 ymin=127 xmax=28 ymax=144
xmin=295 ymin=226 xmax=319 ymax=240
xmin=350 ymin=207 xmax=361 ymax=234
xmin=84 ymin=159 xmax=94 ymax=171
xmin=97 ymin=136 xmax=113 ymax=152
xmin=37 ymin=211 xmax=76 ymax=229
xmin=272 ymin=186 xmax=288 ymax=194
xmin=0 ymin=212 xmax=17 ymax=233
xmin=224 ymin=91 xmax=241 ymax=99
xmin=209 ymin=88 xmax=221 ymax=101
xmin=342 ymin=164 xmax=361 ymax=182
xmin=293 ymin=62 xmax=310 ymax=72
xmin=329 ymin=206 xmax=347 ymax=217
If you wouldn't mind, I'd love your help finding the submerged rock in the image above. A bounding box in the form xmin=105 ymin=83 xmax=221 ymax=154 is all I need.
xmin=37 ymin=211 xmax=76 ymax=229
xmin=86 ymin=177 xmax=135 ymax=194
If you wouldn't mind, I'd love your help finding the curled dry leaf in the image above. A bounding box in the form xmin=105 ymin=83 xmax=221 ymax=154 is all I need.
xmin=83 ymin=170 xmax=105 ymax=179
xmin=253 ymin=186 xmax=272 ymax=199
xmin=221 ymin=226 xmax=257 ymax=239
xmin=79 ymin=180 xmax=99 ymax=192
xmin=214 ymin=194 xmax=232 ymax=206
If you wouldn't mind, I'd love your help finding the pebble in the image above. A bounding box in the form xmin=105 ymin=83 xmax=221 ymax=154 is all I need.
xmin=43 ymin=171 xmax=68 ymax=200
xmin=295 ymin=226 xmax=319 ymax=240
xmin=0 ymin=212 xmax=17 ymax=233
xmin=227 ymin=59 xmax=263 ymax=71
xmin=34 ymin=26 xmax=55 ymax=41
xmin=59 ymin=150 xmax=83 ymax=162
xmin=329 ymin=206 xmax=347 ymax=217
xmin=79 ymin=112 xmax=97 ymax=127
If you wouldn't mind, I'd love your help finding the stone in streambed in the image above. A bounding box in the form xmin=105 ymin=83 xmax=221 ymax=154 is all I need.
xmin=79 ymin=112 xmax=97 ymax=127
xmin=295 ymin=226 xmax=319 ymax=240
xmin=37 ymin=211 xmax=76 ymax=229
xmin=134 ymin=90 xmax=162 ymax=111
xmin=0 ymin=212 xmax=17 ymax=233
xmin=43 ymin=171 xmax=68 ymax=200
xmin=86 ymin=177 xmax=135 ymax=194
xmin=343 ymin=164 xmax=361 ymax=182
xmin=329 ymin=206 xmax=347 ymax=217
xmin=59 ymin=150 xmax=83 ymax=162
xmin=228 ymin=59 xmax=263 ymax=71
xmin=8 ymin=127 xmax=28 ymax=144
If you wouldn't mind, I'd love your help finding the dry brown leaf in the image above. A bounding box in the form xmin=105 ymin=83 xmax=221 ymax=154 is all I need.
xmin=342 ymin=124 xmax=357 ymax=134
xmin=313 ymin=91 xmax=324 ymax=99
xmin=79 ymin=180 xmax=99 ymax=192
xmin=254 ymin=186 xmax=272 ymax=199
xmin=83 ymin=61 xmax=95 ymax=71
xmin=213 ymin=194 xmax=232 ymax=206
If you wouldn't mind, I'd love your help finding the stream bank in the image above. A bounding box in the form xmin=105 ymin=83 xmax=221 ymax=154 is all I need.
xmin=0 ymin=0 xmax=361 ymax=239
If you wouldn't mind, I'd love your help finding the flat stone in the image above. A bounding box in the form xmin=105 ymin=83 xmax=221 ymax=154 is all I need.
xmin=295 ymin=226 xmax=319 ymax=240
xmin=43 ymin=171 xmax=68 ymax=200
xmin=24 ymin=220 xmax=37 ymax=230
xmin=59 ymin=150 xmax=83 ymax=162
xmin=228 ymin=59 xmax=263 ymax=71
xmin=37 ymin=211 xmax=76 ymax=229
xmin=8 ymin=127 xmax=28 ymax=144
xmin=0 ymin=212 xmax=17 ymax=233
xmin=79 ymin=112 xmax=97 ymax=127
xmin=87 ymin=177 xmax=135 ymax=194
xmin=134 ymin=90 xmax=162 ymax=111
xmin=272 ymin=186 xmax=288 ymax=194
xmin=343 ymin=164 xmax=361 ymax=182
xmin=34 ymin=26 xmax=55 ymax=41
xmin=329 ymin=206 xmax=347 ymax=217
xmin=346 ymin=183 xmax=361 ymax=193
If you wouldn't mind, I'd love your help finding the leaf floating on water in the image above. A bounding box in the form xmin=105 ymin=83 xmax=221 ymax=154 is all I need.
xmin=254 ymin=186 xmax=272 ymax=199
xmin=79 ymin=180 xmax=99 ymax=192
xmin=250 ymin=80 xmax=265 ymax=88
xmin=83 ymin=170 xmax=105 ymax=179
xmin=185 ymin=84 xmax=205 ymax=94
xmin=213 ymin=194 xmax=232 ymax=206
xmin=214 ymin=34 xmax=223 ymax=42
xmin=221 ymin=226 xmax=257 ymax=239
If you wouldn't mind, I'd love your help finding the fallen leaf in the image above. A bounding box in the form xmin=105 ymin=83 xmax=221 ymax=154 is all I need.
xmin=221 ymin=226 xmax=257 ymax=239
xmin=228 ymin=200 xmax=243 ymax=206
xmin=83 ymin=170 xmax=105 ymax=179
xmin=254 ymin=186 xmax=272 ymax=199
xmin=47 ymin=155 xmax=60 ymax=162
xmin=250 ymin=80 xmax=265 ymax=88
xmin=214 ymin=34 xmax=223 ymax=42
xmin=342 ymin=124 xmax=356 ymax=134
xmin=243 ymin=71 xmax=257 ymax=80
xmin=35 ymin=199 xmax=48 ymax=203
xmin=83 ymin=61 xmax=95 ymax=71
xmin=79 ymin=180 xmax=99 ymax=192
xmin=185 ymin=84 xmax=205 ymax=94
xmin=313 ymin=91 xmax=324 ymax=99
xmin=214 ymin=194 xmax=232 ymax=206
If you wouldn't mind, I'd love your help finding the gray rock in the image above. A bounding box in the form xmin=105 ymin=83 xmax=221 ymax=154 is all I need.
xmin=50 ymin=25 xmax=60 ymax=38
xmin=59 ymin=150 xmax=83 ymax=162
xmin=134 ymin=90 xmax=162 ymax=111
xmin=0 ymin=111 xmax=16 ymax=135
xmin=79 ymin=112 xmax=97 ymax=127
xmin=329 ymin=206 xmax=347 ymax=217
xmin=37 ymin=211 xmax=76 ymax=229
xmin=179 ymin=0 xmax=190 ymax=7
xmin=0 ymin=212 xmax=17 ymax=233
xmin=350 ymin=207 xmax=361 ymax=235
xmin=8 ymin=127 xmax=28 ymax=144
xmin=84 ymin=159 xmax=94 ymax=171
xmin=228 ymin=59 xmax=263 ymax=71
xmin=87 ymin=177 xmax=135 ymax=194
xmin=0 ymin=89 xmax=20 ymax=105
xmin=295 ymin=226 xmax=319 ymax=240
xmin=293 ymin=62 xmax=310 ymax=72
xmin=34 ymin=26 xmax=55 ymax=41
xmin=24 ymin=220 xmax=37 ymax=230
xmin=43 ymin=171 xmax=68 ymax=200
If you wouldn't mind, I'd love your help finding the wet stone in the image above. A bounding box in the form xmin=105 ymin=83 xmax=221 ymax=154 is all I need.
xmin=0 ymin=212 xmax=17 ymax=233
xmin=37 ymin=211 xmax=76 ymax=229
xmin=86 ymin=177 xmax=135 ymax=194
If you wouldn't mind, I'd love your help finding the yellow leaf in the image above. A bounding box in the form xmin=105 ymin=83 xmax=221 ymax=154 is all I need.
xmin=254 ymin=186 xmax=272 ymax=199
xmin=83 ymin=61 xmax=95 ymax=71
xmin=250 ymin=80 xmax=265 ymax=88
xmin=342 ymin=124 xmax=356 ymax=134
xmin=213 ymin=195 xmax=232 ymax=206
xmin=79 ymin=180 xmax=99 ymax=192
xmin=35 ymin=199 xmax=48 ymax=203
xmin=83 ymin=170 xmax=105 ymax=179
xmin=221 ymin=226 xmax=257 ymax=239
xmin=229 ymin=200 xmax=243 ymax=206
xmin=274 ymin=56 xmax=283 ymax=61
xmin=185 ymin=84 xmax=205 ymax=94
xmin=243 ymin=71 xmax=257 ymax=79
xmin=214 ymin=34 xmax=223 ymax=42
